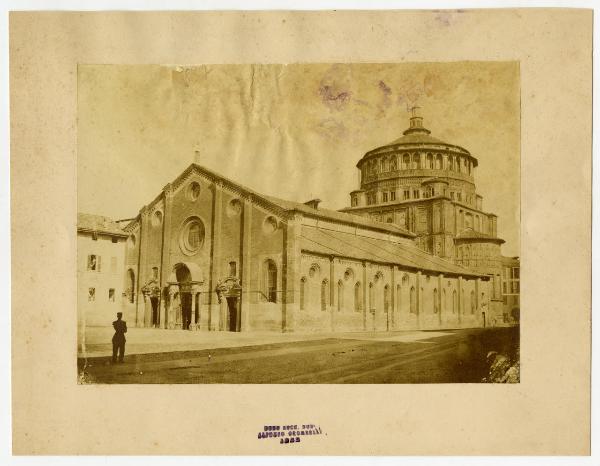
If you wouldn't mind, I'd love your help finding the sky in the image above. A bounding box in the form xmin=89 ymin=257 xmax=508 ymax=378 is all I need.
xmin=78 ymin=62 xmax=520 ymax=256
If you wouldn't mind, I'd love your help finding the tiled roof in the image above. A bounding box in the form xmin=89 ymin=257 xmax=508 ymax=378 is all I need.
xmin=455 ymin=228 xmax=505 ymax=243
xmin=387 ymin=132 xmax=449 ymax=146
xmin=77 ymin=213 xmax=128 ymax=237
xmin=263 ymin=195 xmax=415 ymax=238
xmin=301 ymin=226 xmax=485 ymax=278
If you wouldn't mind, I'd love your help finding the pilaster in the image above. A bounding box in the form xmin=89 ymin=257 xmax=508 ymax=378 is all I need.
xmin=159 ymin=184 xmax=174 ymax=329
xmin=240 ymin=197 xmax=253 ymax=331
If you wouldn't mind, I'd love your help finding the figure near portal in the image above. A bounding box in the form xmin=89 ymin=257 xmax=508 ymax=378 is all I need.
xmin=112 ymin=312 xmax=127 ymax=363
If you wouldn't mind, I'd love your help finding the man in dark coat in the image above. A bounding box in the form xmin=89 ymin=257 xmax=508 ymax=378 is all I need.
xmin=112 ymin=312 xmax=127 ymax=363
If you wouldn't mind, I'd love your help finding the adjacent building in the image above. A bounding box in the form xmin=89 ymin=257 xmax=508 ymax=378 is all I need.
xmin=77 ymin=213 xmax=128 ymax=327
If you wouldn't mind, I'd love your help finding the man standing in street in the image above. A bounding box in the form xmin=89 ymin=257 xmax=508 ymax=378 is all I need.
xmin=112 ymin=312 xmax=127 ymax=363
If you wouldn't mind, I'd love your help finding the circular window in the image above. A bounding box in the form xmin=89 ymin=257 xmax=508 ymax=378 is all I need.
xmin=179 ymin=217 xmax=205 ymax=255
xmin=187 ymin=182 xmax=201 ymax=201
xmin=127 ymin=234 xmax=136 ymax=248
xmin=227 ymin=198 xmax=243 ymax=217
xmin=262 ymin=216 xmax=279 ymax=234
xmin=152 ymin=210 xmax=163 ymax=227
xmin=344 ymin=268 xmax=354 ymax=281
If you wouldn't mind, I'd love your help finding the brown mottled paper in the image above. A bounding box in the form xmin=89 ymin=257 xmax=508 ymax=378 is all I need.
xmin=10 ymin=10 xmax=591 ymax=455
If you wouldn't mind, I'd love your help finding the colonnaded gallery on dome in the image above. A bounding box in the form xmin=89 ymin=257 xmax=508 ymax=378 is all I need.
xmin=77 ymin=111 xmax=520 ymax=333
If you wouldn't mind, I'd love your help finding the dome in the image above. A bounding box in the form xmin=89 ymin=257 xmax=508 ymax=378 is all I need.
xmin=357 ymin=109 xmax=477 ymax=168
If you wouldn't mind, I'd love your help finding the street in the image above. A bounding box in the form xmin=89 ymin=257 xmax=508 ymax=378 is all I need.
xmin=78 ymin=327 xmax=519 ymax=384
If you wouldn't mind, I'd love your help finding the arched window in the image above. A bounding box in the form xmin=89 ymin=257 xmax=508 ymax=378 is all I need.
xmin=412 ymin=153 xmax=420 ymax=169
xmin=452 ymin=290 xmax=457 ymax=314
xmin=461 ymin=289 xmax=466 ymax=314
xmin=433 ymin=288 xmax=439 ymax=314
xmin=471 ymin=290 xmax=476 ymax=314
xmin=321 ymin=279 xmax=329 ymax=311
xmin=337 ymin=280 xmax=344 ymax=311
xmin=427 ymin=153 xmax=434 ymax=169
xmin=436 ymin=154 xmax=443 ymax=170
xmin=390 ymin=157 xmax=397 ymax=171
xmin=443 ymin=288 xmax=447 ymax=313
xmin=448 ymin=156 xmax=454 ymax=171
xmin=368 ymin=283 xmax=374 ymax=312
xmin=396 ymin=284 xmax=401 ymax=312
xmin=354 ymin=282 xmax=362 ymax=312
xmin=456 ymin=157 xmax=462 ymax=172
xmin=264 ymin=259 xmax=277 ymax=303
xmin=300 ymin=277 xmax=306 ymax=310
xmin=403 ymin=154 xmax=410 ymax=170
xmin=127 ymin=269 xmax=135 ymax=303
xmin=380 ymin=158 xmax=387 ymax=172
xmin=384 ymin=285 xmax=390 ymax=314
xmin=410 ymin=286 xmax=416 ymax=314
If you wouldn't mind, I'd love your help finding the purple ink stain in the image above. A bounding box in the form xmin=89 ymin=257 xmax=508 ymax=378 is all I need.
xmin=378 ymin=80 xmax=392 ymax=96
xmin=318 ymin=85 xmax=352 ymax=110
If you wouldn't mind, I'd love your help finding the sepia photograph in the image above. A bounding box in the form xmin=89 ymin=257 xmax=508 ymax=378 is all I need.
xmin=8 ymin=7 xmax=592 ymax=457
xmin=76 ymin=62 xmax=520 ymax=384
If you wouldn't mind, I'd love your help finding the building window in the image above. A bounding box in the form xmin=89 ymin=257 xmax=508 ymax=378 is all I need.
xmin=229 ymin=261 xmax=237 ymax=277
xmin=452 ymin=290 xmax=457 ymax=314
xmin=427 ymin=153 xmax=434 ymax=169
xmin=109 ymin=288 xmax=115 ymax=302
xmin=471 ymin=290 xmax=476 ymax=314
xmin=300 ymin=277 xmax=306 ymax=311
xmin=321 ymin=279 xmax=329 ymax=311
xmin=87 ymin=254 xmax=100 ymax=272
xmin=264 ymin=259 xmax=277 ymax=303
xmin=354 ymin=282 xmax=362 ymax=312
xmin=409 ymin=286 xmax=416 ymax=314
xmin=152 ymin=267 xmax=159 ymax=280
xmin=390 ymin=191 xmax=396 ymax=201
xmin=413 ymin=189 xmax=420 ymax=199
xmin=112 ymin=237 xmax=118 ymax=244
xmin=179 ymin=217 xmax=205 ymax=255
xmin=403 ymin=189 xmax=410 ymax=200
xmin=351 ymin=197 xmax=357 ymax=207
xmin=187 ymin=181 xmax=201 ymax=201
xmin=412 ymin=153 xmax=420 ymax=169
xmin=442 ymin=288 xmax=446 ymax=313
xmin=152 ymin=210 xmax=163 ymax=227
xmin=88 ymin=287 xmax=95 ymax=302
xmin=384 ymin=285 xmax=390 ymax=314
xmin=92 ymin=231 xmax=98 ymax=241
xmin=396 ymin=284 xmax=401 ymax=312
xmin=383 ymin=192 xmax=388 ymax=202
xmin=457 ymin=192 xmax=462 ymax=202
xmin=433 ymin=288 xmax=439 ymax=313
xmin=402 ymin=154 xmax=410 ymax=170
xmin=337 ymin=280 xmax=344 ymax=311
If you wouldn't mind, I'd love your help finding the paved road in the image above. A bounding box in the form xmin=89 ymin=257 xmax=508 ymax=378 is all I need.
xmin=78 ymin=327 xmax=519 ymax=384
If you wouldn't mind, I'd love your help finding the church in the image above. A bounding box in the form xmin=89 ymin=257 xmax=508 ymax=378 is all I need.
xmin=79 ymin=110 xmax=518 ymax=333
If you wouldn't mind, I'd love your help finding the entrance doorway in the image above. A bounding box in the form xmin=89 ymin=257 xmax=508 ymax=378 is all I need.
xmin=181 ymin=293 xmax=192 ymax=330
xmin=227 ymin=297 xmax=240 ymax=332
xmin=151 ymin=297 xmax=159 ymax=327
